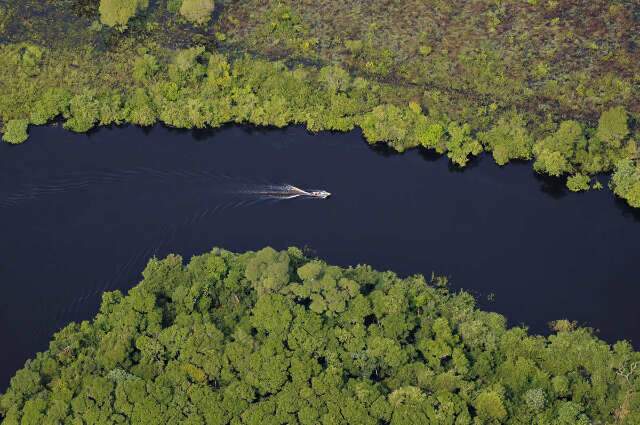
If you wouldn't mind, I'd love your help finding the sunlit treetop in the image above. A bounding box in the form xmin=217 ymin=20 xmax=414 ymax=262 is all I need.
xmin=179 ymin=0 xmax=215 ymax=25
xmin=99 ymin=0 xmax=149 ymax=29
xmin=1 ymin=247 xmax=638 ymax=424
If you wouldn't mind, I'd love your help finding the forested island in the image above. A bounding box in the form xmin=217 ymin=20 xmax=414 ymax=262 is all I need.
xmin=1 ymin=1 xmax=640 ymax=205
xmin=1 ymin=247 xmax=638 ymax=424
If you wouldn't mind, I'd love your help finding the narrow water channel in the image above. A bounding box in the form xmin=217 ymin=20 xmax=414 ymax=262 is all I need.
xmin=1 ymin=123 xmax=638 ymax=389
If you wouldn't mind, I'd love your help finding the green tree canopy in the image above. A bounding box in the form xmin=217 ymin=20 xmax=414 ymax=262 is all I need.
xmin=2 ymin=119 xmax=29 ymax=144
xmin=533 ymin=120 xmax=585 ymax=176
xmin=1 ymin=247 xmax=639 ymax=424
xmin=179 ymin=0 xmax=215 ymax=25
xmin=566 ymin=173 xmax=590 ymax=192
xmin=596 ymin=106 xmax=629 ymax=148
xmin=610 ymin=159 xmax=640 ymax=208
xmin=99 ymin=0 xmax=148 ymax=29
xmin=478 ymin=111 xmax=533 ymax=165
xmin=2 ymin=0 xmax=640 ymax=211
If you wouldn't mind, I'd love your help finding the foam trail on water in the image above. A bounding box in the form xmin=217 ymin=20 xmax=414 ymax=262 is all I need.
xmin=0 ymin=168 xmax=265 ymax=208
xmin=39 ymin=180 xmax=330 ymax=332
xmin=1 ymin=164 xmax=330 ymax=209
xmin=234 ymin=184 xmax=329 ymax=200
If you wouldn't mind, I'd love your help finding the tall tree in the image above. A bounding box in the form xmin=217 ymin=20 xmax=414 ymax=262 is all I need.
xmin=179 ymin=0 xmax=215 ymax=25
xmin=99 ymin=0 xmax=148 ymax=29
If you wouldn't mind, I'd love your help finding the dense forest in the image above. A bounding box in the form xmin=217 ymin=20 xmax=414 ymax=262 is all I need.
xmin=1 ymin=247 xmax=638 ymax=424
xmin=1 ymin=1 xmax=640 ymax=205
xmin=2 ymin=3 xmax=639 ymax=423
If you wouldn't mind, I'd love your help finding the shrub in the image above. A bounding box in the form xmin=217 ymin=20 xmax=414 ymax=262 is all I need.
xmin=566 ymin=173 xmax=590 ymax=192
xmin=179 ymin=0 xmax=215 ymax=25
xmin=2 ymin=119 xmax=29 ymax=144
xmin=99 ymin=0 xmax=148 ymax=29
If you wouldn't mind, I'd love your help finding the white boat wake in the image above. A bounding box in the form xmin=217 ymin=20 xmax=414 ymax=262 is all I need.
xmin=1 ymin=167 xmax=330 ymax=209
xmin=238 ymin=184 xmax=331 ymax=200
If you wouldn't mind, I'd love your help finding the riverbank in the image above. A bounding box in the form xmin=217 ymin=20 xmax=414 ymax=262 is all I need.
xmin=2 ymin=123 xmax=639 ymax=390
xmin=1 ymin=1 xmax=640 ymax=206
xmin=1 ymin=246 xmax=638 ymax=424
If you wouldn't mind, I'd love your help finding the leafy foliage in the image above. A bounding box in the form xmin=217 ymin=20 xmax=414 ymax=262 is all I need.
xmin=1 ymin=247 xmax=639 ymax=424
xmin=1 ymin=119 xmax=28 ymax=144
xmin=533 ymin=120 xmax=584 ymax=177
xmin=478 ymin=112 xmax=533 ymax=166
xmin=99 ymin=0 xmax=148 ymax=29
xmin=566 ymin=173 xmax=590 ymax=192
xmin=179 ymin=0 xmax=215 ymax=25
xmin=611 ymin=159 xmax=640 ymax=208
xmin=0 ymin=0 xmax=639 ymax=207
xmin=596 ymin=106 xmax=629 ymax=148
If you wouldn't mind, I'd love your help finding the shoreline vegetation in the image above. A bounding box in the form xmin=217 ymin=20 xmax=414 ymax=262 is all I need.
xmin=2 ymin=3 xmax=640 ymax=423
xmin=1 ymin=247 xmax=639 ymax=424
xmin=1 ymin=1 xmax=640 ymax=206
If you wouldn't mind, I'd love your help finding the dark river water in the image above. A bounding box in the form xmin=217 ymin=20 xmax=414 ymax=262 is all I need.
xmin=1 ymin=124 xmax=639 ymax=389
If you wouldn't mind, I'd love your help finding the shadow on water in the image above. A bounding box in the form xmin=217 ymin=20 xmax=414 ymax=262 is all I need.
xmin=240 ymin=124 xmax=292 ymax=137
xmin=446 ymin=155 xmax=482 ymax=173
xmin=366 ymin=141 xmax=404 ymax=158
xmin=417 ymin=147 xmax=442 ymax=162
xmin=189 ymin=123 xmax=244 ymax=141
xmin=368 ymin=140 xmax=482 ymax=173
xmin=613 ymin=196 xmax=640 ymax=222
xmin=533 ymin=172 xmax=568 ymax=200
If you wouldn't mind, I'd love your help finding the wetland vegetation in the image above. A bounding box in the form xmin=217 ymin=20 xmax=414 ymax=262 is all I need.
xmin=1 ymin=0 xmax=640 ymax=205
xmin=2 ymin=1 xmax=640 ymax=423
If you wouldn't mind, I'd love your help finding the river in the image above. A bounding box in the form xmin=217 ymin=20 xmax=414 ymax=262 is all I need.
xmin=1 ymin=123 xmax=639 ymax=389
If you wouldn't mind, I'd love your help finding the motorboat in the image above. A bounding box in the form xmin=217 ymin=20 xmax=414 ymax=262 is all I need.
xmin=307 ymin=190 xmax=331 ymax=199
xmin=248 ymin=184 xmax=331 ymax=199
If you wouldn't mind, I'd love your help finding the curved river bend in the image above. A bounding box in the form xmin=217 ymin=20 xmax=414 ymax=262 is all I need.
xmin=1 ymin=124 xmax=639 ymax=388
